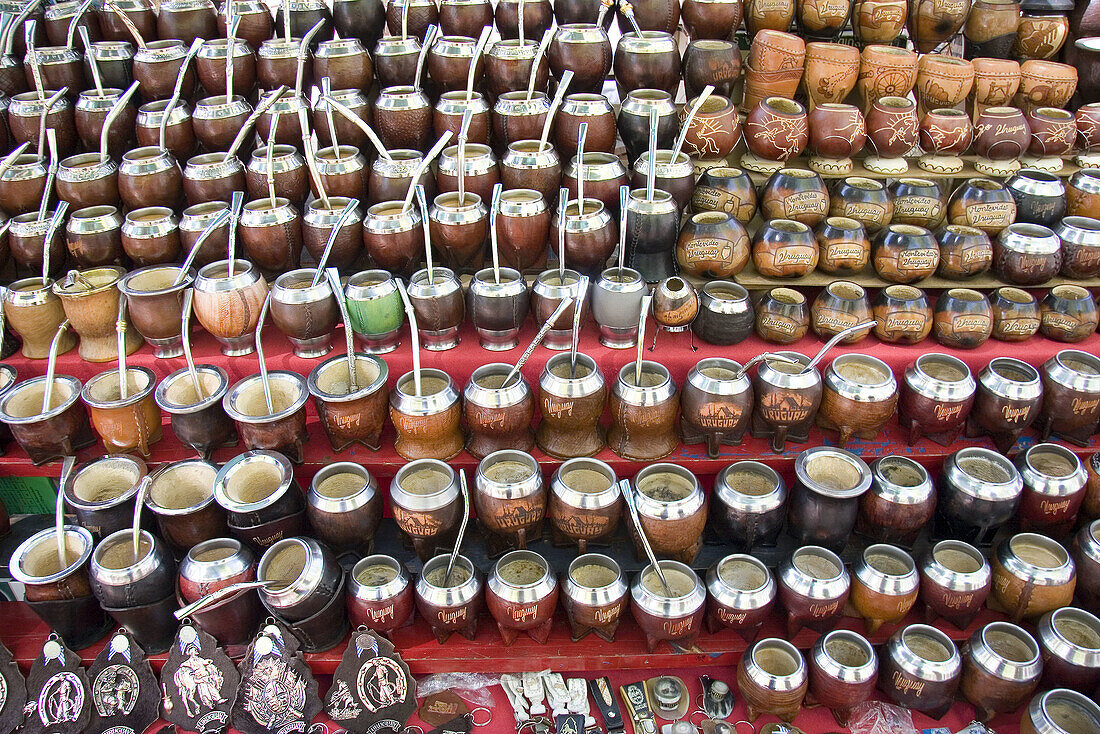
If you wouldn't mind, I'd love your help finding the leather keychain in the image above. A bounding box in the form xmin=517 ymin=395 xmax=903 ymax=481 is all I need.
xmin=588 ymin=678 xmax=624 ymax=734
xmin=419 ymin=691 xmax=469 ymax=727
xmin=619 ymin=682 xmax=657 ymax=734
xmin=423 ymin=713 xmax=474 ymax=734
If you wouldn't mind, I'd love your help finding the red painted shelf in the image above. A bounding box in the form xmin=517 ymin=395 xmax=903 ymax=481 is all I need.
xmin=1 ymin=318 xmax=1098 ymax=479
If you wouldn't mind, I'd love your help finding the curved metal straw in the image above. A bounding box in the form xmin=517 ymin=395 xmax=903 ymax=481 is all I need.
xmin=569 ymin=275 xmax=588 ymax=377
xmin=501 ymin=296 xmax=573 ymax=389
xmin=671 ymin=85 xmax=713 ymax=162
xmin=311 ymin=198 xmax=359 ymax=286
xmin=37 ymin=128 xmax=58 ymax=221
xmin=525 ymin=29 xmax=552 ymax=100
xmin=537 ymin=69 xmax=571 ymax=153
xmin=226 ymin=191 xmax=245 ymax=279
xmin=36 ymin=88 xmax=67 ymax=162
xmin=457 ymin=107 xmax=473 ymax=206
xmin=40 ymin=199 xmax=68 ymax=286
xmin=174 ymin=206 xmax=233 ymax=285
xmin=255 ymin=292 xmax=275 ymax=414
xmin=416 ymin=184 xmax=434 ymax=283
xmin=617 ymin=184 xmax=628 ymax=270
xmin=489 ymin=183 xmax=502 ymax=283
xmin=319 ymin=77 xmax=344 ymax=161
xmin=412 ymin=24 xmax=436 ymax=91
xmin=465 ymin=26 xmax=492 ymax=101
xmin=442 ymin=469 xmax=470 ymax=586
xmin=732 ymin=353 xmax=798 ymax=381
xmin=116 ymin=296 xmax=128 ymax=400
xmin=573 ymin=122 xmax=587 ymax=215
xmin=799 ymin=320 xmax=877 ymax=374
xmin=395 ymin=278 xmax=421 ymax=396
xmin=159 ymin=38 xmax=204 ymax=151
xmin=180 ymin=289 xmax=205 ymax=399
xmin=222 ymin=86 xmax=287 ymax=164
xmin=130 ymin=474 xmax=151 ymax=559
xmin=104 ymin=0 xmax=145 ymax=48
xmin=175 ymin=580 xmax=277 ymax=619
xmin=41 ymin=319 xmax=71 ymax=413
xmin=99 ymin=81 xmax=140 ymax=162
xmin=634 ymin=294 xmax=651 ymax=386
xmin=77 ymin=26 xmax=103 ymax=94
xmin=325 ymin=267 xmax=357 ymax=391
xmin=319 ymin=93 xmax=392 ymax=160
xmin=55 ymin=455 xmax=75 ymax=568
xmin=619 ymin=478 xmax=672 ymax=596
xmin=66 ymin=0 xmax=97 ymax=49
xmin=401 ymin=132 xmax=452 ymax=212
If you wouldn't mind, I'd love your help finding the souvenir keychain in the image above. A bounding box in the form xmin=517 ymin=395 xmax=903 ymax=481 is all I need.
xmin=231 ymin=621 xmax=322 ymax=734
xmin=0 ymin=637 xmax=26 ymax=734
xmin=23 ymin=634 xmax=91 ymax=734
xmin=86 ymin=630 xmax=159 ymax=734
xmin=325 ymin=628 xmax=416 ymax=734
xmin=161 ymin=621 xmax=239 ymax=734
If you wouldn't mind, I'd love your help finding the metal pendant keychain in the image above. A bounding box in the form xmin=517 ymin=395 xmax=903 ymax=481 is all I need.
xmin=23 ymin=634 xmax=92 ymax=734
xmin=161 ymin=622 xmax=238 ymax=734
xmin=325 ymin=628 xmax=416 ymax=732
xmin=0 ymin=637 xmax=26 ymax=734
xmin=230 ymin=621 xmax=321 ymax=734
xmin=86 ymin=630 xmax=159 ymax=734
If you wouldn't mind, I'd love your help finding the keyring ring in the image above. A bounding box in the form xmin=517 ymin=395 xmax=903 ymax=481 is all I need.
xmin=732 ymin=722 xmax=756 ymax=734
xmin=470 ymin=707 xmax=493 ymax=726
xmin=688 ymin=710 xmax=709 ymax=726
xmin=406 ymin=726 xmax=424 ymax=734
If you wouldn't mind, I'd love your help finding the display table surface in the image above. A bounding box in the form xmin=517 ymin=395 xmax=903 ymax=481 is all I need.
xmin=2 ymin=315 xmax=1099 ymax=480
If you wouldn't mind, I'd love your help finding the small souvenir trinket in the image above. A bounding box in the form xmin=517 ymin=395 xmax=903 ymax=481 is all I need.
xmin=230 ymin=623 xmax=321 ymax=734
xmin=0 ymin=640 xmax=24 ymax=734
xmin=86 ymin=631 xmax=159 ymax=734
xmin=325 ymin=630 xmax=416 ymax=731
xmin=23 ymin=636 xmax=91 ymax=734
xmin=161 ymin=623 xmax=239 ymax=734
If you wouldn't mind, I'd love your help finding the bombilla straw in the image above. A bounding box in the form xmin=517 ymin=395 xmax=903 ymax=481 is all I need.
xmin=634 ymin=294 xmax=651 ymax=387
xmin=442 ymin=469 xmax=471 ymax=586
xmin=175 ymin=207 xmax=233 ymax=286
xmin=619 ymin=478 xmax=673 ymax=596
xmin=130 ymin=474 xmax=151 ymax=561
xmin=40 ymin=199 xmax=68 ymax=287
xmin=489 ymin=183 xmax=502 ymax=284
xmin=66 ymin=0 xmax=96 ymax=49
xmin=282 ymin=0 xmax=291 ymax=42
xmin=325 ymin=267 xmax=358 ymax=392
xmin=255 ymin=292 xmax=275 ymax=414
xmin=395 ymin=279 xmax=422 ymax=396
xmin=300 ymin=107 xmax=332 ymax=209
xmin=3 ymin=1 xmax=40 ymax=57
xmin=180 ymin=288 xmax=206 ymax=399
xmin=311 ymin=198 xmax=359 ymax=285
xmin=320 ymin=77 xmax=343 ymax=162
xmin=537 ymin=69 xmax=572 ymax=153
xmin=517 ymin=0 xmax=525 ymax=47
xmin=412 ymin=24 xmax=436 ymax=91
xmin=226 ymin=190 xmax=244 ymax=279
xmin=645 ymin=107 xmax=658 ymax=202
xmin=321 ymin=93 xmax=392 ymax=160
xmin=595 ymin=0 xmax=613 ymax=26
xmin=159 ymin=38 xmax=204 ymax=152
xmin=525 ymin=29 xmax=552 ymax=100
xmin=400 ymin=0 xmax=410 ymax=39
xmin=620 ymin=1 xmax=644 ymax=36
xmin=99 ymin=81 xmax=140 ymax=163
xmin=174 ymin=580 xmax=277 ymax=619
xmin=77 ymin=26 xmax=103 ymax=94
xmin=267 ymin=111 xmax=281 ymax=208
xmin=569 ymin=275 xmax=588 ymax=378
xmin=48 ymin=448 xmax=88 ymax=585
xmin=457 ymin=107 xmax=473 ymax=206
xmin=225 ymin=14 xmax=239 ymax=104
xmin=501 ymin=296 xmax=573 ymax=389
xmin=36 ymin=88 xmax=67 ymax=162
xmin=557 ymin=187 xmax=567 ymax=281
xmin=41 ymin=319 xmax=71 ymax=414
xmin=416 ymin=184 xmax=434 ymax=284
xmin=25 ymin=20 xmax=44 ymax=101
xmin=37 ymin=128 xmax=58 ymax=222
xmin=800 ymin=320 xmax=877 ymax=374
xmin=671 ymin=84 xmax=714 ymax=162
xmin=574 ymin=121 xmax=587 ymax=215
xmin=55 ymin=455 xmax=76 ymax=568
xmin=0 ymin=142 xmax=29 ymax=179
xmin=401 ymin=131 xmax=452 ymax=212
xmin=222 ymin=85 xmax=287 ymax=164
xmin=732 ymin=352 xmax=799 ymax=381
xmin=104 ymin=0 xmax=146 ymax=48
xmin=294 ymin=19 xmax=326 ymax=99
xmin=465 ymin=26 xmax=491 ymax=102
xmin=617 ymin=184 xmax=628 ymax=271
xmin=116 ymin=295 xmax=128 ymax=400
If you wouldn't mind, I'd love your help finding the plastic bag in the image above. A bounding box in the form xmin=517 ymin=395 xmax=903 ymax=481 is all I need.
xmin=415 ymin=672 xmax=502 ymax=708
xmin=847 ymin=701 xmax=918 ymax=734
